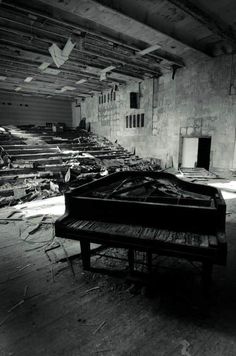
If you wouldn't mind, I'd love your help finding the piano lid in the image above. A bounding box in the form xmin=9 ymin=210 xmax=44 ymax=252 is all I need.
xmin=62 ymin=171 xmax=226 ymax=234
xmin=71 ymin=171 xmax=217 ymax=207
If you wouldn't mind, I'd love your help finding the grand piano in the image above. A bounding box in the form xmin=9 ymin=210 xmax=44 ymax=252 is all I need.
xmin=55 ymin=171 xmax=227 ymax=289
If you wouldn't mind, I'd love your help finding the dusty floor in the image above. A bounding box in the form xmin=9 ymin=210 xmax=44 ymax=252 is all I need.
xmin=0 ymin=185 xmax=236 ymax=356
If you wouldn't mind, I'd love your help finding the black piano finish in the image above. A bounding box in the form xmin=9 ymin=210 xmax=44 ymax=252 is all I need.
xmin=55 ymin=171 xmax=227 ymax=281
xmin=58 ymin=171 xmax=225 ymax=234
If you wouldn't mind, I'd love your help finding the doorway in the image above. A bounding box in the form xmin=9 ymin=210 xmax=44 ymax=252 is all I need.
xmin=181 ymin=137 xmax=211 ymax=169
xmin=197 ymin=137 xmax=211 ymax=170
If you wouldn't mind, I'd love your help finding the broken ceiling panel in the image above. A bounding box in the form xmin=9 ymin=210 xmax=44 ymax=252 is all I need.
xmin=43 ymin=68 xmax=61 ymax=75
xmin=1 ymin=0 xmax=234 ymax=98
xmin=76 ymin=79 xmax=87 ymax=84
xmin=136 ymin=44 xmax=162 ymax=56
xmin=38 ymin=62 xmax=51 ymax=71
xmin=49 ymin=38 xmax=76 ymax=68
xmin=24 ymin=76 xmax=33 ymax=83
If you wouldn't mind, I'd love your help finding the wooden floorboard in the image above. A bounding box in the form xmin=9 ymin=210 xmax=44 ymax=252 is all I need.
xmin=0 ymin=202 xmax=236 ymax=356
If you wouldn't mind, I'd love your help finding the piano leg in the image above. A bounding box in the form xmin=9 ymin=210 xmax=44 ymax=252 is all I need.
xmin=202 ymin=262 xmax=212 ymax=294
xmin=80 ymin=240 xmax=91 ymax=270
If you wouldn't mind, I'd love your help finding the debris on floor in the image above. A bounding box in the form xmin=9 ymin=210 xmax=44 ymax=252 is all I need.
xmin=0 ymin=125 xmax=161 ymax=207
xmin=178 ymin=167 xmax=218 ymax=180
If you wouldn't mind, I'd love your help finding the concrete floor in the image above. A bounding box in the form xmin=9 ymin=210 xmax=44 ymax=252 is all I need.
xmin=0 ymin=187 xmax=236 ymax=356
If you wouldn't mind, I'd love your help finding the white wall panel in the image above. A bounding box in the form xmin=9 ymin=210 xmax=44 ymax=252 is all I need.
xmin=0 ymin=93 xmax=72 ymax=127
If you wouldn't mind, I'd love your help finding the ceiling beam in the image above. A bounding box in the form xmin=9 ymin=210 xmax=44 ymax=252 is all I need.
xmin=0 ymin=52 xmax=127 ymax=87
xmin=2 ymin=0 xmax=184 ymax=67
xmin=89 ymin=0 xmax=211 ymax=56
xmin=166 ymin=0 xmax=236 ymax=45
xmin=0 ymin=21 xmax=162 ymax=75
xmin=0 ymin=36 xmax=147 ymax=80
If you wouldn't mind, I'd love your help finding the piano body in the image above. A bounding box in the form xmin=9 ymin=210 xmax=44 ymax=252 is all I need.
xmin=55 ymin=171 xmax=227 ymax=288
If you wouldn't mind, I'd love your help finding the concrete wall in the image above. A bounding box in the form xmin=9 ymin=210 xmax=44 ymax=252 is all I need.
xmin=0 ymin=93 xmax=72 ymax=127
xmin=74 ymin=54 xmax=236 ymax=169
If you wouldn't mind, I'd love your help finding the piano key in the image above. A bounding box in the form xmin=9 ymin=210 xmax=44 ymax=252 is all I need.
xmin=154 ymin=229 xmax=162 ymax=240
xmin=66 ymin=219 xmax=82 ymax=229
xmin=148 ymin=228 xmax=158 ymax=239
xmin=65 ymin=217 xmax=78 ymax=227
xmin=199 ymin=235 xmax=209 ymax=248
xmin=208 ymin=235 xmax=218 ymax=247
xmin=58 ymin=217 xmax=217 ymax=255
xmin=187 ymin=233 xmax=195 ymax=246
xmin=71 ymin=220 xmax=89 ymax=230
xmin=174 ymin=232 xmax=185 ymax=244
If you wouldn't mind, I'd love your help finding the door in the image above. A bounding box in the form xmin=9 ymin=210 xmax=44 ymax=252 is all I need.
xmin=182 ymin=138 xmax=199 ymax=167
xmin=197 ymin=137 xmax=211 ymax=170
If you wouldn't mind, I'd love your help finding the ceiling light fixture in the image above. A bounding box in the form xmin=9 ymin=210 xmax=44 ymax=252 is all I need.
xmin=15 ymin=87 xmax=22 ymax=91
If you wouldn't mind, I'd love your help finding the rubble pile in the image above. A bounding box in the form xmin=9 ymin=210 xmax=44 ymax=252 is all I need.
xmin=0 ymin=177 xmax=60 ymax=207
xmin=0 ymin=125 xmax=161 ymax=206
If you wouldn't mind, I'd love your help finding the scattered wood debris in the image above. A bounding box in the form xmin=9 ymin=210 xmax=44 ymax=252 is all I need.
xmin=93 ymin=321 xmax=106 ymax=335
xmin=0 ymin=125 xmax=161 ymax=208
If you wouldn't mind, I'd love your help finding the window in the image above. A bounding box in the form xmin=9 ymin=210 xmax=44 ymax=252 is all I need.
xmin=125 ymin=113 xmax=144 ymax=128
xmin=129 ymin=115 xmax=132 ymax=128
xmin=113 ymin=92 xmax=116 ymax=101
xmin=107 ymin=93 xmax=110 ymax=102
xmin=126 ymin=116 xmax=129 ymax=128
xmin=141 ymin=113 xmax=144 ymax=127
xmin=137 ymin=114 xmax=140 ymax=127
xmin=103 ymin=95 xmax=106 ymax=103
xmin=130 ymin=92 xmax=139 ymax=109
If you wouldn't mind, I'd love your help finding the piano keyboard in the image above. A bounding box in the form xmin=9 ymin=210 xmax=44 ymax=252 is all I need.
xmin=60 ymin=217 xmax=218 ymax=248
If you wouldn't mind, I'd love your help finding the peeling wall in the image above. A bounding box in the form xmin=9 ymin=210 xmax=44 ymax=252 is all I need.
xmin=74 ymin=54 xmax=236 ymax=169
